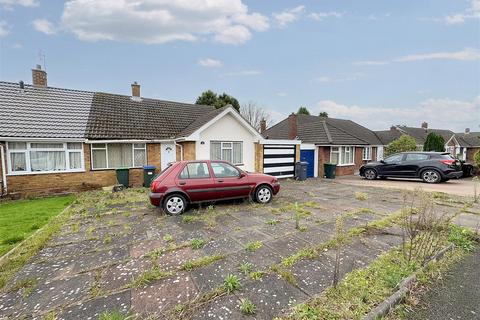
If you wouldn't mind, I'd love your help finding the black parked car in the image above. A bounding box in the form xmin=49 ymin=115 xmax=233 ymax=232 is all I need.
xmin=359 ymin=152 xmax=463 ymax=183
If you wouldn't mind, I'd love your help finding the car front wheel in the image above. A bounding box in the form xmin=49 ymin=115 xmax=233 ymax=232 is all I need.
xmin=363 ymin=168 xmax=377 ymax=180
xmin=421 ymin=170 xmax=441 ymax=184
xmin=255 ymin=185 xmax=273 ymax=203
xmin=163 ymin=194 xmax=187 ymax=215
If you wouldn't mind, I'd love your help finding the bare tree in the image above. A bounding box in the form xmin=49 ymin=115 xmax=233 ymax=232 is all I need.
xmin=240 ymin=101 xmax=273 ymax=131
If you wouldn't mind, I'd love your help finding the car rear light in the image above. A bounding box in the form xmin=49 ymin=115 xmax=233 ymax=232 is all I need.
xmin=150 ymin=180 xmax=159 ymax=192
xmin=440 ymin=159 xmax=455 ymax=165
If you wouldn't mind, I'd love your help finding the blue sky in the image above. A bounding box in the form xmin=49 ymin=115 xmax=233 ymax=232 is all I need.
xmin=0 ymin=0 xmax=479 ymax=131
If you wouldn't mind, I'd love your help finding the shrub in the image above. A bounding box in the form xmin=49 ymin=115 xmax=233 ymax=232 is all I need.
xmin=423 ymin=132 xmax=445 ymax=152
xmin=474 ymin=150 xmax=480 ymax=168
xmin=385 ymin=134 xmax=417 ymax=156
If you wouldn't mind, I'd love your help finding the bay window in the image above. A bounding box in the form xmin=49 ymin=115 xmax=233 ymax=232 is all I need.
xmin=91 ymin=143 xmax=147 ymax=169
xmin=330 ymin=146 xmax=355 ymax=165
xmin=7 ymin=142 xmax=84 ymax=174
xmin=363 ymin=147 xmax=372 ymax=160
xmin=210 ymin=141 xmax=243 ymax=165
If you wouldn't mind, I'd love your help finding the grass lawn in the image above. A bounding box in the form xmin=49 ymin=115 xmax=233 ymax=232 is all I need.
xmin=0 ymin=195 xmax=74 ymax=256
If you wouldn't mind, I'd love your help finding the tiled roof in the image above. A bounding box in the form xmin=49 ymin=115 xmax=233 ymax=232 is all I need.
xmin=0 ymin=81 xmax=93 ymax=138
xmin=455 ymin=132 xmax=480 ymax=147
xmin=85 ymin=92 xmax=215 ymax=140
xmin=176 ymin=107 xmax=227 ymax=138
xmin=263 ymin=115 xmax=370 ymax=145
xmin=375 ymin=126 xmax=456 ymax=146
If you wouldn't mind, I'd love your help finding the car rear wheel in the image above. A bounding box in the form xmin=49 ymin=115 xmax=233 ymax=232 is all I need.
xmin=255 ymin=185 xmax=273 ymax=203
xmin=421 ymin=170 xmax=441 ymax=184
xmin=363 ymin=169 xmax=377 ymax=180
xmin=163 ymin=194 xmax=187 ymax=215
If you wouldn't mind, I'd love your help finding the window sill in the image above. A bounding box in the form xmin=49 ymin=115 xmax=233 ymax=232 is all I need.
xmin=362 ymin=158 xmax=371 ymax=161
xmin=334 ymin=163 xmax=355 ymax=167
xmin=91 ymin=166 xmax=146 ymax=171
xmin=7 ymin=170 xmax=86 ymax=176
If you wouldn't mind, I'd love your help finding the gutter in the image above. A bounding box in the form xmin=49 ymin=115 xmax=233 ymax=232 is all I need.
xmin=0 ymin=144 xmax=7 ymax=196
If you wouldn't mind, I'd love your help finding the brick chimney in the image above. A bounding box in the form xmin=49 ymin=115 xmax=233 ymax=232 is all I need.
xmin=421 ymin=122 xmax=428 ymax=130
xmin=131 ymin=82 xmax=140 ymax=97
xmin=465 ymin=128 xmax=470 ymax=134
xmin=288 ymin=113 xmax=297 ymax=139
xmin=32 ymin=64 xmax=47 ymax=86
xmin=390 ymin=125 xmax=397 ymax=131
xmin=260 ymin=118 xmax=267 ymax=134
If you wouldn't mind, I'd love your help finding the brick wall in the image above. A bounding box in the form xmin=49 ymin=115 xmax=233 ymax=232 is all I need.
xmin=467 ymin=147 xmax=479 ymax=163
xmin=0 ymin=143 xmax=5 ymax=195
xmin=317 ymin=146 xmax=356 ymax=177
xmin=6 ymin=143 xmax=162 ymax=198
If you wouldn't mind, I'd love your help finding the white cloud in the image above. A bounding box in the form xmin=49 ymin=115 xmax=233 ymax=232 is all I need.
xmin=366 ymin=13 xmax=391 ymax=21
xmin=32 ymin=19 xmax=56 ymax=35
xmin=221 ymin=69 xmax=261 ymax=77
xmin=395 ymin=48 xmax=480 ymax=62
xmin=0 ymin=0 xmax=39 ymax=9
xmin=273 ymin=5 xmax=305 ymax=28
xmin=60 ymin=0 xmax=269 ymax=45
xmin=309 ymin=11 xmax=343 ymax=21
xmin=314 ymin=73 xmax=365 ymax=83
xmin=444 ymin=0 xmax=480 ymax=25
xmin=314 ymin=96 xmax=480 ymax=131
xmin=0 ymin=20 xmax=10 ymax=37
xmin=276 ymin=92 xmax=287 ymax=97
xmin=354 ymin=48 xmax=480 ymax=67
xmin=12 ymin=42 xmax=23 ymax=48
xmin=353 ymin=60 xmax=389 ymax=66
xmin=198 ymin=58 xmax=222 ymax=68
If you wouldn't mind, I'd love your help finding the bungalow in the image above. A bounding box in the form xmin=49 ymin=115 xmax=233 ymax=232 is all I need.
xmin=452 ymin=129 xmax=480 ymax=162
xmin=262 ymin=113 xmax=383 ymax=177
xmin=375 ymin=122 xmax=479 ymax=162
xmin=0 ymin=66 xmax=297 ymax=197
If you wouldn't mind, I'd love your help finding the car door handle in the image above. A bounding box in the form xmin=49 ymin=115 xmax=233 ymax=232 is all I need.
xmin=179 ymin=181 xmax=186 ymax=185
xmin=217 ymin=180 xmax=224 ymax=183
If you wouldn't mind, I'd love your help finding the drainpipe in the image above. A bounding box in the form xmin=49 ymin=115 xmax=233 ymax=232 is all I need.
xmin=174 ymin=140 xmax=184 ymax=161
xmin=0 ymin=144 xmax=7 ymax=196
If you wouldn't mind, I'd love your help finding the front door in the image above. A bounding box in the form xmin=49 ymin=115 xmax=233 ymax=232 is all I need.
xmin=161 ymin=143 xmax=176 ymax=170
xmin=300 ymin=149 xmax=315 ymax=178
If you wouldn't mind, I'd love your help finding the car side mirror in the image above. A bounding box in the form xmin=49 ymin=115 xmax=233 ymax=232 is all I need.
xmin=380 ymin=160 xmax=386 ymax=164
xmin=239 ymin=172 xmax=246 ymax=178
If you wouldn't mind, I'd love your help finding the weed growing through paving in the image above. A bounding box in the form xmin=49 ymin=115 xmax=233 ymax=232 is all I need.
xmin=245 ymin=241 xmax=263 ymax=252
xmin=239 ymin=262 xmax=253 ymax=275
xmin=43 ymin=310 xmax=58 ymax=320
xmin=144 ymin=248 xmax=164 ymax=260
xmin=130 ymin=266 xmax=172 ymax=288
xmin=239 ymin=298 xmax=256 ymax=315
xmin=163 ymin=234 xmax=173 ymax=242
xmin=223 ymin=274 xmax=241 ymax=293
xmin=98 ymin=311 xmax=134 ymax=320
xmin=190 ymin=238 xmax=207 ymax=249
xmin=249 ymin=270 xmax=266 ymax=280
xmin=266 ymin=219 xmax=280 ymax=226
xmin=355 ymin=192 xmax=368 ymax=201
xmin=182 ymin=255 xmax=224 ymax=271
xmin=7 ymin=277 xmax=38 ymax=298
xmin=103 ymin=235 xmax=112 ymax=244
xmin=270 ymin=264 xmax=297 ymax=286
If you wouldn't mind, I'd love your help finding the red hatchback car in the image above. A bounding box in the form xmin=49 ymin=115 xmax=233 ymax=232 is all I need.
xmin=149 ymin=160 xmax=280 ymax=215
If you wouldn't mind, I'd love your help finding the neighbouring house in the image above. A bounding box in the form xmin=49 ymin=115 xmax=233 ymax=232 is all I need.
xmin=453 ymin=129 xmax=480 ymax=162
xmin=375 ymin=122 xmax=455 ymax=151
xmin=0 ymin=66 xmax=298 ymax=197
xmin=374 ymin=122 xmax=479 ymax=162
xmin=262 ymin=114 xmax=383 ymax=177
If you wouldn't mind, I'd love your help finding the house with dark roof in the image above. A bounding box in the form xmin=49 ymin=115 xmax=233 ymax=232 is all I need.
xmin=374 ymin=123 xmax=479 ymax=162
xmin=262 ymin=113 xmax=383 ymax=177
xmin=0 ymin=66 xmax=297 ymax=197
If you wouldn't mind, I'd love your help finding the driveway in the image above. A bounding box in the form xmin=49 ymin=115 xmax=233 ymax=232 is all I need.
xmin=0 ymin=179 xmax=478 ymax=319
xmin=337 ymin=174 xmax=477 ymax=197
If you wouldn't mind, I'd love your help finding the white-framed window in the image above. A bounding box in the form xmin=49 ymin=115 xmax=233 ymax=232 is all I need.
xmin=210 ymin=141 xmax=243 ymax=165
xmin=330 ymin=146 xmax=355 ymax=166
xmin=91 ymin=143 xmax=147 ymax=170
xmin=7 ymin=141 xmax=84 ymax=174
xmin=363 ymin=147 xmax=372 ymax=160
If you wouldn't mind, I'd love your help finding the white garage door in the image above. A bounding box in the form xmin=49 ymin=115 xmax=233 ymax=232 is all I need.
xmin=263 ymin=145 xmax=296 ymax=178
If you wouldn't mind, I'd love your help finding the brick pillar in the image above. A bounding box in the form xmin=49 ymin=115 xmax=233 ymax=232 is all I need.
xmin=32 ymin=65 xmax=47 ymax=86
